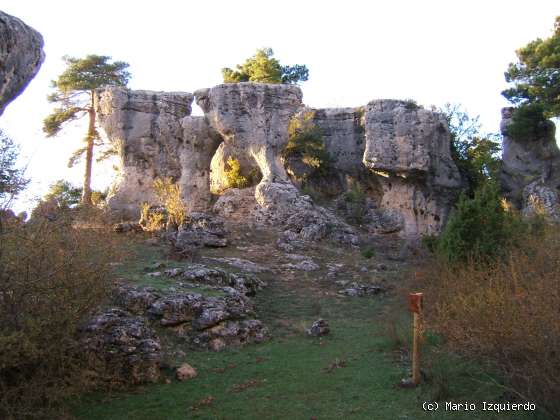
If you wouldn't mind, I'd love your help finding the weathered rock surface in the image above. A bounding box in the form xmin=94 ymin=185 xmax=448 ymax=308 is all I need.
xmin=95 ymin=87 xmax=221 ymax=218
xmin=195 ymin=82 xmax=302 ymax=184
xmin=172 ymin=212 xmax=228 ymax=250
xmin=0 ymin=11 xmax=44 ymax=116
xmin=338 ymin=282 xmax=385 ymax=297
xmin=363 ymin=100 xmax=462 ymax=236
xmin=500 ymin=107 xmax=560 ymax=220
xmin=98 ymin=82 xmax=465 ymax=238
xmin=115 ymin=261 xmax=267 ymax=351
xmin=80 ymin=309 xmax=162 ymax=384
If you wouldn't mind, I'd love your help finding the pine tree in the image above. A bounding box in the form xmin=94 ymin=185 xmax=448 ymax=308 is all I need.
xmin=222 ymin=48 xmax=309 ymax=84
xmin=43 ymin=55 xmax=130 ymax=205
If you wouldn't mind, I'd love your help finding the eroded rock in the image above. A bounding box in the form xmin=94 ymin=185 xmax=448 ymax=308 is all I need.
xmin=363 ymin=100 xmax=462 ymax=236
xmin=500 ymin=107 xmax=560 ymax=220
xmin=95 ymin=87 xmax=222 ymax=218
xmin=0 ymin=11 xmax=44 ymax=116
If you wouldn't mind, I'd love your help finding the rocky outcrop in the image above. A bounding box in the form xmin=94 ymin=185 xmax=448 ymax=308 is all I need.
xmin=500 ymin=107 xmax=560 ymax=220
xmin=363 ymin=100 xmax=462 ymax=236
xmin=80 ymin=309 xmax=162 ymax=384
xmin=95 ymin=87 xmax=222 ymax=218
xmin=0 ymin=11 xmax=44 ymax=116
xmin=98 ymin=82 xmax=463 ymax=238
xmin=195 ymin=83 xmax=302 ymax=184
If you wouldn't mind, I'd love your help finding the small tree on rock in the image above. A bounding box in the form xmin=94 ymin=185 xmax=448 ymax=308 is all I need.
xmin=222 ymin=48 xmax=309 ymax=84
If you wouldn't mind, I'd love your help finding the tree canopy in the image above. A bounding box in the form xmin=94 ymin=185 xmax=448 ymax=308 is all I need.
xmin=222 ymin=48 xmax=309 ymax=84
xmin=438 ymin=104 xmax=501 ymax=195
xmin=0 ymin=129 xmax=28 ymax=208
xmin=502 ymin=16 xmax=560 ymax=118
xmin=43 ymin=55 xmax=130 ymax=204
xmin=502 ymin=16 xmax=559 ymax=139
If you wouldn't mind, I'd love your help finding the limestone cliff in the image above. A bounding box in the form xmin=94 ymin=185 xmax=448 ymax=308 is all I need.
xmin=97 ymin=82 xmax=462 ymax=238
xmin=363 ymin=100 xmax=462 ymax=236
xmin=0 ymin=11 xmax=44 ymax=116
xmin=95 ymin=87 xmax=221 ymax=218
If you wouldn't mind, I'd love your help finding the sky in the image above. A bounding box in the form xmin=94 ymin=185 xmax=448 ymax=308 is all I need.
xmin=1 ymin=0 xmax=559 ymax=213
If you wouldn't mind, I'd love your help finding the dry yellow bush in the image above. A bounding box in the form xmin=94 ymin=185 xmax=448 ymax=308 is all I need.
xmin=416 ymin=229 xmax=560 ymax=417
xmin=153 ymin=177 xmax=186 ymax=227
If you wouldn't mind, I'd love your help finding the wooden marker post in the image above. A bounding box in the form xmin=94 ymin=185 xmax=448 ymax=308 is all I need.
xmin=408 ymin=292 xmax=423 ymax=385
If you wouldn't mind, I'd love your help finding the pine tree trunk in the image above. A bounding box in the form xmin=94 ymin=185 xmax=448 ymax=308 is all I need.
xmin=82 ymin=93 xmax=96 ymax=206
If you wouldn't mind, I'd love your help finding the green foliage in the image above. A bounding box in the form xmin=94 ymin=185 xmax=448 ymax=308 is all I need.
xmin=360 ymin=245 xmax=375 ymax=259
xmin=44 ymin=180 xmax=83 ymax=208
xmin=436 ymin=182 xmax=523 ymax=263
xmin=505 ymin=103 xmax=555 ymax=141
xmin=44 ymin=55 xmax=130 ymax=205
xmin=439 ymin=103 xmax=501 ymax=194
xmin=222 ymin=48 xmax=309 ymax=84
xmin=0 ymin=129 xmax=28 ymax=207
xmin=44 ymin=55 xmax=130 ymax=137
xmin=283 ymin=112 xmax=331 ymax=179
xmin=224 ymin=157 xmax=249 ymax=189
xmin=343 ymin=184 xmax=367 ymax=225
xmin=502 ymin=16 xmax=560 ymax=118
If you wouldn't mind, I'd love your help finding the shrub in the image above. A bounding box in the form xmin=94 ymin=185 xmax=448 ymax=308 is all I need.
xmin=417 ymin=229 xmax=560 ymax=417
xmin=225 ymin=157 xmax=249 ymax=189
xmin=0 ymin=207 xmax=120 ymax=418
xmin=506 ymin=103 xmax=555 ymax=141
xmin=153 ymin=177 xmax=186 ymax=228
xmin=283 ymin=111 xmax=331 ymax=179
xmin=360 ymin=246 xmax=375 ymax=259
xmin=436 ymin=182 xmax=524 ymax=263
xmin=343 ymin=184 xmax=367 ymax=225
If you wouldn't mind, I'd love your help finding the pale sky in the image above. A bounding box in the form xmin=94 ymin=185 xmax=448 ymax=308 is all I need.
xmin=1 ymin=0 xmax=559 ymax=213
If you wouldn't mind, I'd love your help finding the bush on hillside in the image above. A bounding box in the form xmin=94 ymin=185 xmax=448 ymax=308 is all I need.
xmin=436 ymin=182 xmax=526 ymax=263
xmin=0 ymin=207 xmax=120 ymax=418
xmin=417 ymin=229 xmax=560 ymax=418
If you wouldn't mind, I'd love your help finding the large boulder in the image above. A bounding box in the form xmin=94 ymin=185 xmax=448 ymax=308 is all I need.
xmin=500 ymin=107 xmax=560 ymax=220
xmin=0 ymin=11 xmax=44 ymax=116
xmin=363 ymin=100 xmax=462 ymax=236
xmin=95 ymin=87 xmax=222 ymax=218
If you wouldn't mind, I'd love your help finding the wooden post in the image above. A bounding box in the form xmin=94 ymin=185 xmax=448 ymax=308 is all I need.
xmin=408 ymin=292 xmax=423 ymax=385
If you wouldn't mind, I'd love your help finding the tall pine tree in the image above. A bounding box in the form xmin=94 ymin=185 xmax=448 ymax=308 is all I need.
xmin=43 ymin=55 xmax=130 ymax=205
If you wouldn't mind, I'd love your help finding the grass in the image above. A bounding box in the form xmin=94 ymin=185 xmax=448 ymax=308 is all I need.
xmin=71 ymin=230 xmax=548 ymax=420
xmin=72 ymin=275 xmax=543 ymax=419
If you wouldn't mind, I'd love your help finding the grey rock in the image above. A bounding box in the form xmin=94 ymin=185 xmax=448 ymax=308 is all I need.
xmin=80 ymin=308 xmax=162 ymax=384
xmin=0 ymin=11 xmax=44 ymax=116
xmin=500 ymin=107 xmax=560 ymax=219
xmin=307 ymin=319 xmax=330 ymax=337
xmin=283 ymin=259 xmax=320 ymax=271
xmin=95 ymin=87 xmax=222 ymax=218
xmin=363 ymin=100 xmax=461 ymax=236
xmin=338 ymin=282 xmax=384 ymax=297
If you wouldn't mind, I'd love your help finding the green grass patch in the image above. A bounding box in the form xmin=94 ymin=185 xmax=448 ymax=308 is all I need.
xmin=72 ymin=277 xmax=542 ymax=419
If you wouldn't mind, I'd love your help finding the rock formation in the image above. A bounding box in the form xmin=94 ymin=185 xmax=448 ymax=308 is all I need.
xmin=0 ymin=11 xmax=44 ymax=116
xmin=97 ymin=82 xmax=461 ymax=238
xmin=363 ymin=100 xmax=462 ymax=235
xmin=500 ymin=107 xmax=560 ymax=220
xmin=95 ymin=87 xmax=222 ymax=218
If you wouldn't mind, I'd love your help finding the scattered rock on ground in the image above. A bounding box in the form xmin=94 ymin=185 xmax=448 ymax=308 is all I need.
xmin=338 ymin=282 xmax=384 ymax=297
xmin=176 ymin=363 xmax=198 ymax=381
xmin=308 ymin=319 xmax=330 ymax=337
